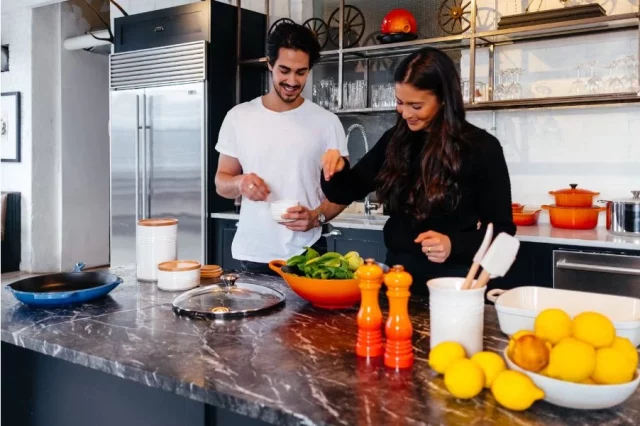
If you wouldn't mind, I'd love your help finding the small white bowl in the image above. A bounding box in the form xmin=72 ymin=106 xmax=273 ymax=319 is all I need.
xmin=270 ymin=199 xmax=299 ymax=223
xmin=503 ymin=348 xmax=640 ymax=410
xmin=157 ymin=260 xmax=201 ymax=291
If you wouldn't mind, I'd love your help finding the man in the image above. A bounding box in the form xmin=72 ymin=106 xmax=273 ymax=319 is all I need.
xmin=214 ymin=23 xmax=349 ymax=274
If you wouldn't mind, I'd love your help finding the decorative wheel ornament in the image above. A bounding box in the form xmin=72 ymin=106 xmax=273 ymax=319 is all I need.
xmin=438 ymin=0 xmax=472 ymax=35
xmin=268 ymin=17 xmax=295 ymax=35
xmin=303 ymin=18 xmax=329 ymax=49
xmin=328 ymin=5 xmax=365 ymax=48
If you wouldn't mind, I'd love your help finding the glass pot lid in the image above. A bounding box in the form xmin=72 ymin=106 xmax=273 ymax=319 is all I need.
xmin=172 ymin=273 xmax=285 ymax=319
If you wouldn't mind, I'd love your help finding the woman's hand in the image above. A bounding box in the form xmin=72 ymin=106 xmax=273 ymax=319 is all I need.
xmin=415 ymin=231 xmax=452 ymax=263
xmin=321 ymin=149 xmax=346 ymax=181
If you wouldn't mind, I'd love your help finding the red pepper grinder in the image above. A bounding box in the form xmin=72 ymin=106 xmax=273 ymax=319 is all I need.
xmin=383 ymin=265 xmax=414 ymax=369
xmin=355 ymin=259 xmax=384 ymax=358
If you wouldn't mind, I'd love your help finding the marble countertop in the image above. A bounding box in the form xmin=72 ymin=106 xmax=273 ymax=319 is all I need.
xmin=3 ymin=265 xmax=639 ymax=425
xmin=211 ymin=212 xmax=640 ymax=251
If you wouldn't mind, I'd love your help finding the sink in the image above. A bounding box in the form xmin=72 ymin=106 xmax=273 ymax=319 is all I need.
xmin=333 ymin=213 xmax=388 ymax=225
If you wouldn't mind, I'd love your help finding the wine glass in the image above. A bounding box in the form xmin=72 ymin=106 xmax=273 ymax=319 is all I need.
xmin=494 ymin=70 xmax=507 ymax=101
xmin=621 ymin=55 xmax=639 ymax=93
xmin=507 ymin=68 xmax=523 ymax=99
xmin=586 ymin=61 xmax=603 ymax=94
xmin=605 ymin=60 xmax=623 ymax=93
xmin=569 ymin=64 xmax=587 ymax=95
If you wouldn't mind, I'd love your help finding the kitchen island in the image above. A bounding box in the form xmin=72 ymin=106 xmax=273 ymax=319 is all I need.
xmin=2 ymin=265 xmax=639 ymax=426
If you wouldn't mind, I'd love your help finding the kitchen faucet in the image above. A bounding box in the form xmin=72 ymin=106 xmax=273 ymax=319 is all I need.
xmin=345 ymin=124 xmax=379 ymax=216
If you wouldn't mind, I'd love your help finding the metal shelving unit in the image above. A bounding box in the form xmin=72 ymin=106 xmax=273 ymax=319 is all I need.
xmin=235 ymin=0 xmax=640 ymax=111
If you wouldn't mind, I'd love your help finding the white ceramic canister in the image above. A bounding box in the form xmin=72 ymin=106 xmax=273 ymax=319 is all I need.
xmin=427 ymin=277 xmax=487 ymax=356
xmin=136 ymin=218 xmax=178 ymax=281
xmin=157 ymin=260 xmax=201 ymax=291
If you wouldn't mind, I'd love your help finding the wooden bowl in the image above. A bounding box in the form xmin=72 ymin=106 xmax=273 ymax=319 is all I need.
xmin=268 ymin=260 xmax=362 ymax=309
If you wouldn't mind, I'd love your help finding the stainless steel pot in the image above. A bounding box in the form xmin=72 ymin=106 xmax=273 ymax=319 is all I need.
xmin=599 ymin=190 xmax=640 ymax=236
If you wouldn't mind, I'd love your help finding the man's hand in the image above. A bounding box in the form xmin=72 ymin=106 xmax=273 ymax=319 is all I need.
xmin=280 ymin=205 xmax=318 ymax=232
xmin=415 ymin=231 xmax=452 ymax=263
xmin=238 ymin=173 xmax=270 ymax=201
xmin=321 ymin=149 xmax=346 ymax=181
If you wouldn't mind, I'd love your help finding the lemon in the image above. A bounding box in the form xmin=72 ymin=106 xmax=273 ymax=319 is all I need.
xmin=539 ymin=366 xmax=550 ymax=377
xmin=444 ymin=359 xmax=485 ymax=399
xmin=428 ymin=341 xmax=466 ymax=374
xmin=547 ymin=337 xmax=596 ymax=383
xmin=610 ymin=336 xmax=639 ymax=370
xmin=592 ymin=348 xmax=636 ymax=385
xmin=512 ymin=330 xmax=535 ymax=340
xmin=581 ymin=378 xmax=596 ymax=385
xmin=508 ymin=334 xmax=551 ymax=373
xmin=534 ymin=308 xmax=572 ymax=345
xmin=471 ymin=351 xmax=506 ymax=388
xmin=491 ymin=370 xmax=544 ymax=411
xmin=571 ymin=312 xmax=615 ymax=349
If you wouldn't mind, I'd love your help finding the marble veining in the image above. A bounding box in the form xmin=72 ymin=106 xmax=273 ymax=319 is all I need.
xmin=2 ymin=266 xmax=640 ymax=425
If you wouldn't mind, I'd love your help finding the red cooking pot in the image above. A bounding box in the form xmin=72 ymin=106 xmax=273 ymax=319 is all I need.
xmin=380 ymin=9 xmax=418 ymax=35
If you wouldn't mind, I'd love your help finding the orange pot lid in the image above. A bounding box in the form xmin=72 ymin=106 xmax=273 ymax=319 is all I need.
xmin=541 ymin=204 xmax=605 ymax=211
xmin=549 ymin=183 xmax=599 ymax=196
xmin=158 ymin=260 xmax=201 ymax=272
xmin=138 ymin=218 xmax=178 ymax=227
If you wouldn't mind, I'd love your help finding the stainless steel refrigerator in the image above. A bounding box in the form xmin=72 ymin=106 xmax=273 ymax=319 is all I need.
xmin=109 ymin=41 xmax=207 ymax=267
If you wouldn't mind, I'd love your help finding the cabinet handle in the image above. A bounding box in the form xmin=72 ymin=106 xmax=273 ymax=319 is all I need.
xmin=154 ymin=26 xmax=165 ymax=32
xmin=556 ymin=260 xmax=640 ymax=276
xmin=322 ymin=229 xmax=342 ymax=237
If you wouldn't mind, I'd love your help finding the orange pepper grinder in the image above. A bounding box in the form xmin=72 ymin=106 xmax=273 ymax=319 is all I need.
xmin=355 ymin=259 xmax=384 ymax=358
xmin=383 ymin=265 xmax=414 ymax=369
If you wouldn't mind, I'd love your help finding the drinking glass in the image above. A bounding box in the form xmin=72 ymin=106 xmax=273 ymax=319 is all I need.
xmin=586 ymin=61 xmax=603 ymax=94
xmin=605 ymin=60 xmax=623 ymax=93
xmin=507 ymin=68 xmax=523 ymax=100
xmin=494 ymin=71 xmax=507 ymax=101
xmin=621 ymin=55 xmax=639 ymax=93
xmin=569 ymin=64 xmax=587 ymax=95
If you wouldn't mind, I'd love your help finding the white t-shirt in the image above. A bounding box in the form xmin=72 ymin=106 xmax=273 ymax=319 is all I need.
xmin=215 ymin=96 xmax=348 ymax=264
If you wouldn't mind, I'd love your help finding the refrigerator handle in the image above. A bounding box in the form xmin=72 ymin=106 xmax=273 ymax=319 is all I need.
xmin=141 ymin=93 xmax=148 ymax=219
xmin=135 ymin=94 xmax=141 ymax=222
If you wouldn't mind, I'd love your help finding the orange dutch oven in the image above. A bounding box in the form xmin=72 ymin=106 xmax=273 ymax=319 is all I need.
xmin=541 ymin=205 xmax=605 ymax=230
xmin=549 ymin=183 xmax=599 ymax=207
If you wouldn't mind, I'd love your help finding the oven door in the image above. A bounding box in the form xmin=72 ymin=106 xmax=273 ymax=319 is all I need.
xmin=553 ymin=250 xmax=640 ymax=298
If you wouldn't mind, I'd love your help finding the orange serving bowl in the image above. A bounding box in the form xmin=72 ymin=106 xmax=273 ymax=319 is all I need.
xmin=269 ymin=260 xmax=362 ymax=309
xmin=513 ymin=209 xmax=541 ymax=226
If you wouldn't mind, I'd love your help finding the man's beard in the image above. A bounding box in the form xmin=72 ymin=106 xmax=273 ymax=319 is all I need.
xmin=273 ymin=80 xmax=304 ymax=103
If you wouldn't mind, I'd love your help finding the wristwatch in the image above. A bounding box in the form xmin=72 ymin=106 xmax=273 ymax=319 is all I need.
xmin=315 ymin=209 xmax=326 ymax=227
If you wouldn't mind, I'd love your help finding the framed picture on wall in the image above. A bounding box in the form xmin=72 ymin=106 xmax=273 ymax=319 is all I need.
xmin=1 ymin=92 xmax=21 ymax=162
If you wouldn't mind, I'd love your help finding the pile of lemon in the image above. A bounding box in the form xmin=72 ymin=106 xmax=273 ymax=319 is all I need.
xmin=428 ymin=341 xmax=544 ymax=411
xmin=509 ymin=309 xmax=638 ymax=385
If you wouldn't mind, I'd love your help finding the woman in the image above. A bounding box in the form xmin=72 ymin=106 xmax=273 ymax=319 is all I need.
xmin=321 ymin=47 xmax=516 ymax=295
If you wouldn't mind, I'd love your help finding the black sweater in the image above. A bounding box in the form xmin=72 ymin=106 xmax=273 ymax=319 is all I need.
xmin=321 ymin=122 xmax=516 ymax=291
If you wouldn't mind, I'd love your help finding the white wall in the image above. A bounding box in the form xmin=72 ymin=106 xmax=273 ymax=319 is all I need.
xmin=59 ymin=3 xmax=110 ymax=268
xmin=30 ymin=3 xmax=63 ymax=272
xmin=1 ymin=8 xmax=34 ymax=271
xmin=461 ymin=0 xmax=640 ymax=224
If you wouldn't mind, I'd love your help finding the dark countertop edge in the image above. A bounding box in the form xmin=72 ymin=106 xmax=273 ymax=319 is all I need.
xmin=0 ymin=330 xmax=318 ymax=426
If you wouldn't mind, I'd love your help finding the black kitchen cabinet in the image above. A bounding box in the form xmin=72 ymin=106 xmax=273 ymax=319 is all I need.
xmin=326 ymin=227 xmax=387 ymax=262
xmin=210 ymin=219 xmax=241 ymax=271
xmin=114 ymin=1 xmax=210 ymax=53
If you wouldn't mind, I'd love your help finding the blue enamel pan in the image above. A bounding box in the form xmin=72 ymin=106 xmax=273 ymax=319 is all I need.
xmin=5 ymin=262 xmax=123 ymax=308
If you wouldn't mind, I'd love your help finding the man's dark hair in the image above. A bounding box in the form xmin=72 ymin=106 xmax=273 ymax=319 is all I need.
xmin=267 ymin=22 xmax=321 ymax=69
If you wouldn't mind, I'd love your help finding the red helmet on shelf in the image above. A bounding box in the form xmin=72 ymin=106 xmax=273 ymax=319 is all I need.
xmin=380 ymin=9 xmax=418 ymax=35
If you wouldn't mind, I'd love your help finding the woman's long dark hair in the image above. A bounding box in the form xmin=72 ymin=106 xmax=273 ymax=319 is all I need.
xmin=376 ymin=47 xmax=467 ymax=220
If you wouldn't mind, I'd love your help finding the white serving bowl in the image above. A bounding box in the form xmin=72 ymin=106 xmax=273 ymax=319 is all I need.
xmin=488 ymin=286 xmax=640 ymax=346
xmin=157 ymin=260 xmax=201 ymax=291
xmin=270 ymin=199 xmax=299 ymax=223
xmin=503 ymin=348 xmax=640 ymax=410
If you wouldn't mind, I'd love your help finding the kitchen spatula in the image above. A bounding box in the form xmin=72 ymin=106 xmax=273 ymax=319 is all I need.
xmin=471 ymin=232 xmax=520 ymax=290
xmin=461 ymin=223 xmax=493 ymax=290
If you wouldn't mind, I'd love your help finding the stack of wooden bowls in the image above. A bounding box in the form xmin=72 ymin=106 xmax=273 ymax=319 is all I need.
xmin=200 ymin=264 xmax=223 ymax=281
